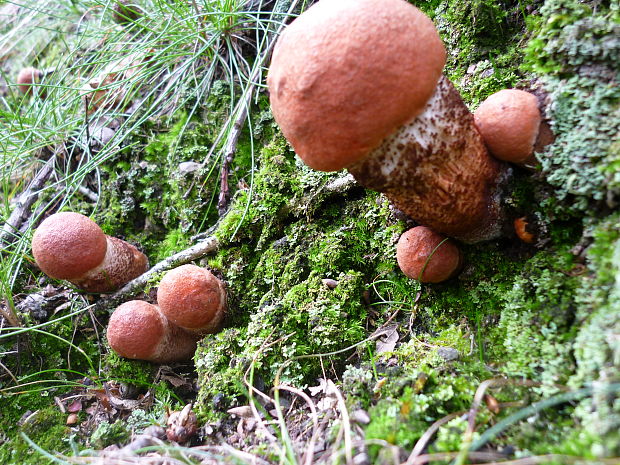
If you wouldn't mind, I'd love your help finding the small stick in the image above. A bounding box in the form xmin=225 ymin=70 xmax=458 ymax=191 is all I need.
xmin=0 ymin=155 xmax=56 ymax=247
xmin=0 ymin=299 xmax=21 ymax=327
xmin=93 ymin=236 xmax=219 ymax=314
xmin=217 ymin=102 xmax=249 ymax=215
xmin=213 ymin=0 xmax=301 ymax=214
xmin=406 ymin=410 xmax=468 ymax=464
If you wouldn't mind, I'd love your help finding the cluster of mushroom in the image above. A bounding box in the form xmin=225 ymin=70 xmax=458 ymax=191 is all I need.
xmin=267 ymin=0 xmax=552 ymax=283
xmin=107 ymin=264 xmax=226 ymax=363
xmin=31 ymin=212 xmax=226 ymax=363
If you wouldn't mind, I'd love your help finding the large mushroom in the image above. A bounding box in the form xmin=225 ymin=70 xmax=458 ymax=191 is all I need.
xmin=267 ymin=0 xmax=509 ymax=243
xmin=31 ymin=212 xmax=148 ymax=293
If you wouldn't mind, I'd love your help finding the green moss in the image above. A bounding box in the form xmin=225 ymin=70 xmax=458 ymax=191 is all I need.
xmin=494 ymin=250 xmax=580 ymax=389
xmin=95 ymin=81 xmax=264 ymax=261
xmin=101 ymin=352 xmax=157 ymax=387
xmin=90 ymin=419 xmax=131 ymax=449
xmin=0 ymin=407 xmax=71 ymax=465
xmin=363 ymin=367 xmax=488 ymax=452
xmin=433 ymin=0 xmax=526 ymax=105
xmin=196 ymin=137 xmax=405 ymax=416
xmin=523 ymin=1 xmax=619 ymax=76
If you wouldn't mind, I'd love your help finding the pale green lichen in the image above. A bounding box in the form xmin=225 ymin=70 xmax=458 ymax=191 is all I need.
xmin=571 ymin=214 xmax=620 ymax=455
xmin=538 ymin=77 xmax=620 ymax=210
xmin=496 ymin=251 xmax=579 ymax=390
xmin=525 ymin=0 xmax=620 ymax=212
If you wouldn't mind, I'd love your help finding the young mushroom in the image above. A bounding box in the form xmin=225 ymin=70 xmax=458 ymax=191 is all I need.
xmin=474 ymin=89 xmax=554 ymax=166
xmin=157 ymin=264 xmax=226 ymax=335
xmin=396 ymin=226 xmax=463 ymax=283
xmin=31 ymin=212 xmax=148 ymax=293
xmin=513 ymin=216 xmax=536 ymax=244
xmin=17 ymin=67 xmax=44 ymax=96
xmin=267 ymin=0 xmax=509 ymax=243
xmin=107 ymin=301 xmax=198 ymax=363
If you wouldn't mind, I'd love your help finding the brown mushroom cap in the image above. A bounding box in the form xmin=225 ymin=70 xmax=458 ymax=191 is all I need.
xmin=474 ymin=89 xmax=542 ymax=164
xmin=17 ymin=67 xmax=43 ymax=95
xmin=157 ymin=264 xmax=226 ymax=333
xmin=107 ymin=301 xmax=166 ymax=361
xmin=107 ymin=301 xmax=197 ymax=363
xmin=267 ymin=0 xmax=446 ymax=172
xmin=32 ymin=212 xmax=107 ymax=280
xmin=396 ymin=226 xmax=462 ymax=283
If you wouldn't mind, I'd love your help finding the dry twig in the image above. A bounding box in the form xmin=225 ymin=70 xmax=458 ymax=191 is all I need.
xmin=0 ymin=154 xmax=56 ymax=247
xmin=93 ymin=236 xmax=219 ymax=314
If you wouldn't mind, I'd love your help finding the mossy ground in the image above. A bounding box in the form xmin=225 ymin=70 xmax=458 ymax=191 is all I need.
xmin=1 ymin=0 xmax=619 ymax=462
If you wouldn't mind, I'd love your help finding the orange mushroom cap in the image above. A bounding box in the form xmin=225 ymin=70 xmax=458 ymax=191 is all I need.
xmin=396 ymin=226 xmax=463 ymax=283
xmin=107 ymin=301 xmax=166 ymax=361
xmin=107 ymin=301 xmax=197 ymax=363
xmin=474 ymin=89 xmax=542 ymax=164
xmin=514 ymin=217 xmax=536 ymax=244
xmin=32 ymin=212 xmax=107 ymax=280
xmin=157 ymin=264 xmax=226 ymax=334
xmin=267 ymin=0 xmax=446 ymax=172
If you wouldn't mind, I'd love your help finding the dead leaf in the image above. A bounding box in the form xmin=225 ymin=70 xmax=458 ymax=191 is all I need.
xmin=227 ymin=406 xmax=254 ymax=418
xmin=376 ymin=325 xmax=399 ymax=353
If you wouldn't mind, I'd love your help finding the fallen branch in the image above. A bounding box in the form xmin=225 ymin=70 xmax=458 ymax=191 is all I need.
xmin=93 ymin=170 xmax=357 ymax=315
xmin=217 ymin=101 xmax=249 ymax=215
xmin=93 ymin=236 xmax=219 ymax=314
xmin=0 ymin=155 xmax=56 ymax=247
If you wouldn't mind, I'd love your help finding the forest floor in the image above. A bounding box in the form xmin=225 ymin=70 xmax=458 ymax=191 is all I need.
xmin=0 ymin=0 xmax=619 ymax=464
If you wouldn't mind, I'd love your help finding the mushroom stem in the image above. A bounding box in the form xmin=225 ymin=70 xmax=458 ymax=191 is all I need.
xmin=347 ymin=76 xmax=511 ymax=243
xmin=70 ymin=236 xmax=148 ymax=293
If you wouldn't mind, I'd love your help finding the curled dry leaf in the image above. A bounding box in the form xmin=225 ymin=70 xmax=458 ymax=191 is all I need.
xmin=375 ymin=325 xmax=399 ymax=353
xmin=227 ymin=406 xmax=254 ymax=419
xmin=166 ymin=404 xmax=198 ymax=443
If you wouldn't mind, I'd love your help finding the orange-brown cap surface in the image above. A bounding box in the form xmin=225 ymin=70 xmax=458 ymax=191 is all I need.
xmin=107 ymin=301 xmax=166 ymax=360
xmin=474 ymin=89 xmax=541 ymax=164
xmin=267 ymin=0 xmax=446 ymax=172
xmin=157 ymin=265 xmax=226 ymax=333
xmin=32 ymin=212 xmax=107 ymax=280
xmin=396 ymin=226 xmax=462 ymax=283
xmin=17 ymin=67 xmax=42 ymax=95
